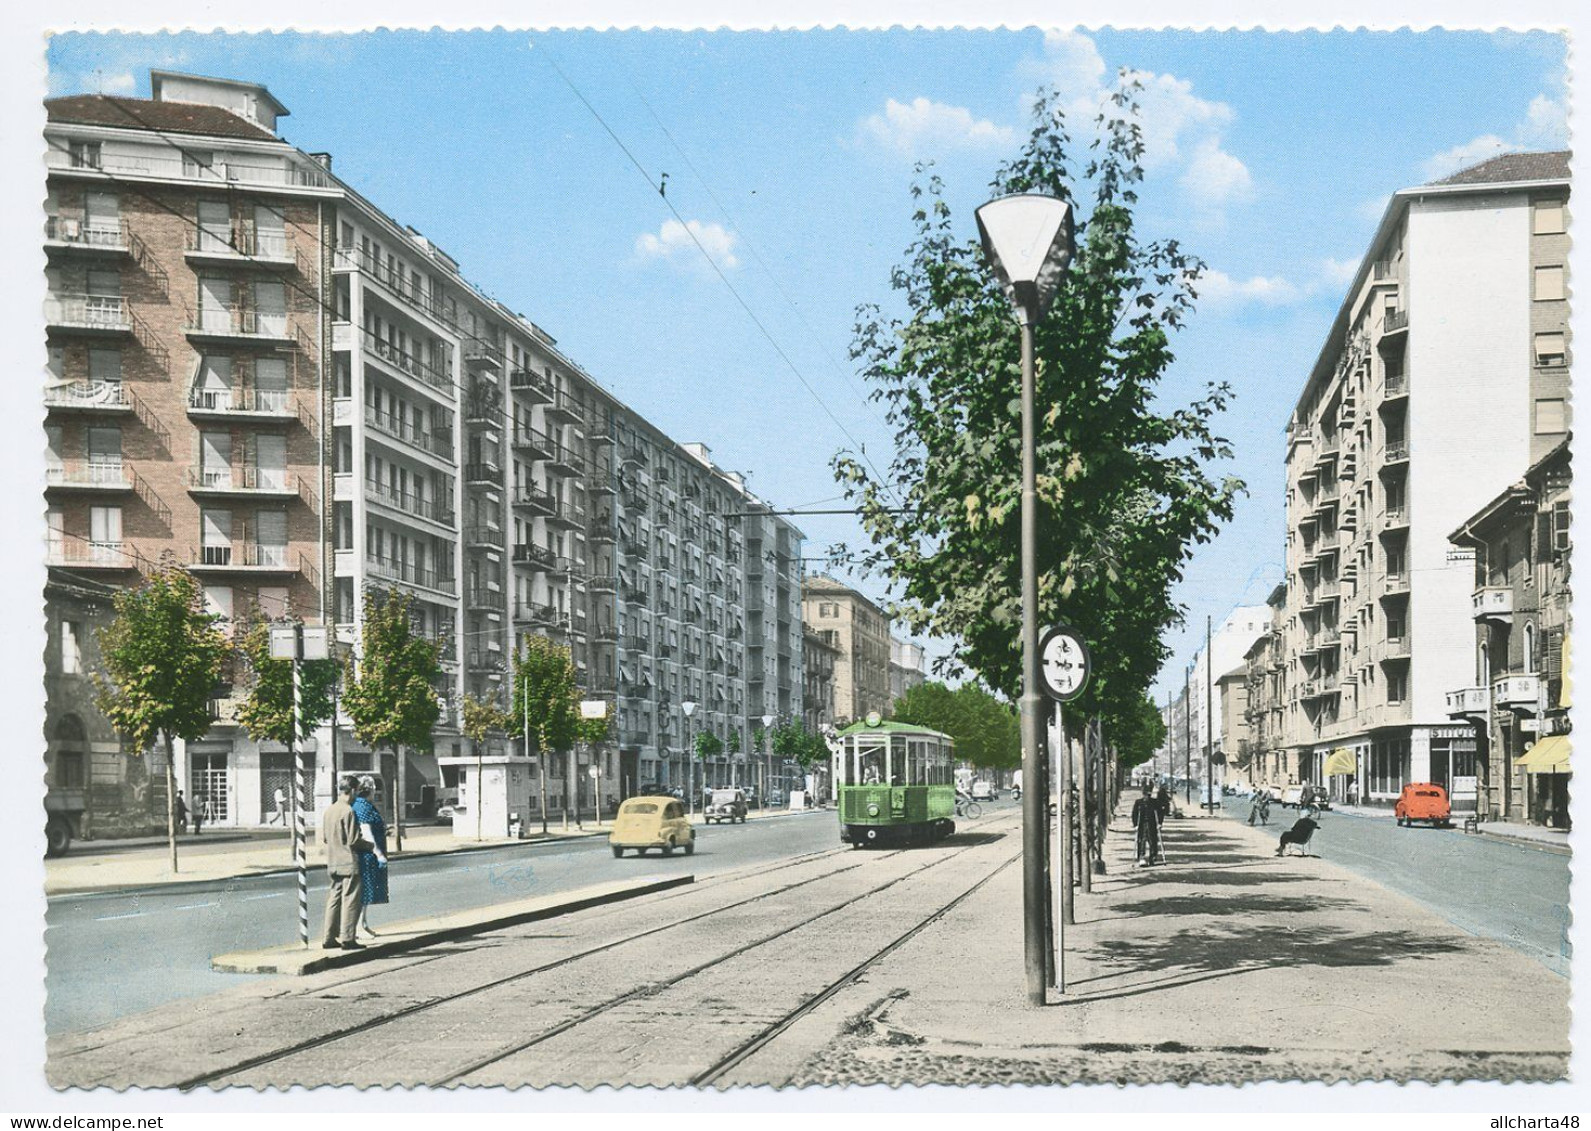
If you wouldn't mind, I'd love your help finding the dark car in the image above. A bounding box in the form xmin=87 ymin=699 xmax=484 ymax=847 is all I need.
xmin=705 ymin=788 xmax=748 ymax=824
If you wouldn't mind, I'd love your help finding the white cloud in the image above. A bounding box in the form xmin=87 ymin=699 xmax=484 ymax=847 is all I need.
xmin=1320 ymin=257 xmax=1360 ymax=286
xmin=1018 ymin=32 xmax=1253 ymax=216
xmin=854 ymin=97 xmax=1015 ymax=157
xmin=1422 ymin=90 xmax=1568 ymax=180
xmin=1197 ymin=269 xmax=1302 ymax=310
xmin=634 ymin=218 xmax=740 ymax=272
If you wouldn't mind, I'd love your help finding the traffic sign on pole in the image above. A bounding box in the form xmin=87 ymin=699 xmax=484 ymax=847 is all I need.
xmin=1038 ymin=624 xmax=1090 ymax=702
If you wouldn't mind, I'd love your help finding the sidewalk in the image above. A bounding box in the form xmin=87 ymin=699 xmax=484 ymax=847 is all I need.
xmin=45 ymin=804 xmax=818 ymax=896
xmin=792 ymin=797 xmax=1569 ymax=1085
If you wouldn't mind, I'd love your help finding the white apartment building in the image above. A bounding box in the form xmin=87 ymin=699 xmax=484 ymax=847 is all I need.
xmin=1281 ymin=151 xmax=1570 ymax=810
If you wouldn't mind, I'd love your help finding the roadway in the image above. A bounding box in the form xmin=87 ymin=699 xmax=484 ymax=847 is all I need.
xmin=45 ymin=808 xmax=839 ymax=1036
xmin=1223 ymin=796 xmax=1570 ymax=976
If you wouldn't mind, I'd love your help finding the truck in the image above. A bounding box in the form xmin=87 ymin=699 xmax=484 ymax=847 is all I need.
xmin=44 ymin=787 xmax=85 ymax=857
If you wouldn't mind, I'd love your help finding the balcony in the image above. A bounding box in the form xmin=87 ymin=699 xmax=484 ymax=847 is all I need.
xmin=463 ymin=460 xmax=501 ymax=487
xmin=46 ymin=539 xmax=142 ymax=571
xmin=464 ymin=525 xmax=505 ymax=551
xmin=589 ymin=574 xmax=619 ymax=593
xmin=46 ymin=294 xmax=133 ymax=337
xmin=622 ymin=539 xmax=649 ymax=561
xmin=45 ymin=380 xmax=135 ymax=416
xmin=46 ymin=459 xmax=132 ymax=492
xmin=185 ymin=228 xmax=296 ymax=270
xmin=1381 ymin=308 xmax=1409 ymax=337
xmin=1494 ymin=674 xmax=1541 ymax=709
xmin=1383 ymin=440 xmax=1409 ymax=464
xmin=365 ymin=556 xmax=456 ymax=595
xmin=45 ymin=216 xmax=130 ymax=256
xmin=541 ymin=446 xmax=585 ymax=477
xmin=332 ymin=246 xmax=456 ymax=332
xmin=511 ymin=484 xmax=556 ymax=516
xmin=1381 ymin=506 xmax=1409 ymax=532
xmin=513 ymin=543 xmax=557 ymax=571
xmin=1381 ymin=573 xmax=1411 ymax=598
xmin=594 ymin=625 xmax=620 ymax=644
xmin=365 ymin=478 xmax=455 ymax=527
xmin=464 ymin=342 xmax=504 ymax=374
xmin=355 ymin=327 xmax=453 ymax=398
xmin=543 ymin=499 xmax=585 ymax=531
xmin=1382 ymin=371 xmax=1408 ymax=401
xmin=363 ymin=405 xmax=454 ymax=462
xmin=508 ymin=369 xmax=553 ymax=402
xmin=1381 ymin=636 xmax=1411 ymax=661
xmin=185 ymin=304 xmax=296 ymax=347
xmin=466 ymin=650 xmax=507 ymax=675
xmin=46 ymin=145 xmax=334 ymax=190
xmin=1472 ymin=586 xmax=1513 ymax=623
xmin=511 ymin=426 xmax=555 ymax=459
xmin=187 ymin=384 xmax=295 ymax=422
xmin=1446 ymin=686 xmax=1489 ymax=718
xmin=187 ymin=466 xmax=307 ymax=503
xmin=190 ymin=542 xmax=299 ymax=573
xmin=544 ymin=391 xmax=584 ymax=426
xmin=515 ymin=602 xmax=564 ymax=630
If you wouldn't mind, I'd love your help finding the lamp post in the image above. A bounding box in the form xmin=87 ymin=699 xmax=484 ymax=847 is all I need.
xmin=682 ymin=699 xmax=698 ymax=814
xmin=762 ymin=712 xmax=776 ymax=809
xmin=976 ymin=192 xmax=1075 ymax=1007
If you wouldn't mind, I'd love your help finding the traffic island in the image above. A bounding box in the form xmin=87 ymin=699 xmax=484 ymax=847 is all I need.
xmin=211 ymin=875 xmax=693 ymax=975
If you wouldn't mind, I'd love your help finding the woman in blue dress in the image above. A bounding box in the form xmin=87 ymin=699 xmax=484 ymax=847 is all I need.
xmin=352 ymin=775 xmax=389 ymax=937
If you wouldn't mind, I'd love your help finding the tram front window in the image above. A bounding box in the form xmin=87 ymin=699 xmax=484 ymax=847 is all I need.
xmin=859 ymin=747 xmax=886 ymax=785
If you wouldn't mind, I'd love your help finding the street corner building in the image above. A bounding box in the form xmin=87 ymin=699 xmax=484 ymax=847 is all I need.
xmin=1271 ymin=152 xmax=1571 ymax=821
xmin=40 ymin=71 xmax=809 ymax=840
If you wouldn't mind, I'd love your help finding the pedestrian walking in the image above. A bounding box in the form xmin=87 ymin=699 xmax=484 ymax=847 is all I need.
xmin=1248 ymin=788 xmax=1271 ymax=826
xmin=1131 ymin=784 xmax=1165 ymax=866
xmin=351 ymin=775 xmax=389 ymax=940
xmin=321 ymin=775 xmax=365 ymax=950
xmin=272 ymin=786 xmax=288 ymax=826
xmin=192 ymin=794 xmax=211 ymax=836
xmin=175 ymin=790 xmax=189 ymax=836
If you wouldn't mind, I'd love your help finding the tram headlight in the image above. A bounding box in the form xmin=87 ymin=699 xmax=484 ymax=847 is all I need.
xmin=867 ymin=803 xmax=880 ymax=817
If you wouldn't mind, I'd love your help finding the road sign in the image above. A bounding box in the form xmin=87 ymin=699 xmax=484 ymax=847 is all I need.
xmin=1038 ymin=624 xmax=1090 ymax=702
xmin=580 ymin=699 xmax=608 ymax=720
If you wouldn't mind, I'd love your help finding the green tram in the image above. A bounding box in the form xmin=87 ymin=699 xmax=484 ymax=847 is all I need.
xmin=835 ymin=719 xmax=957 ymax=847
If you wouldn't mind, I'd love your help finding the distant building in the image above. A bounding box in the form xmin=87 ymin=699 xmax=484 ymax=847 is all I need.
xmin=1240 ymin=584 xmax=1292 ymax=787
xmin=801 ymin=576 xmax=891 ymax=725
xmin=888 ymin=636 xmax=927 ymax=707
xmin=1281 ymin=151 xmax=1570 ymax=810
xmin=802 ymin=625 xmax=840 ymax=734
xmin=1448 ymin=438 xmax=1571 ymax=827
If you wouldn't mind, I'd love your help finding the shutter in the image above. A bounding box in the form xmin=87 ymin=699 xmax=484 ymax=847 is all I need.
xmin=254 ymin=434 xmax=286 ymax=489
xmin=201 ymin=432 xmax=231 ymax=485
xmin=202 ymin=509 xmax=232 ymax=546
xmin=197 ymin=201 xmax=230 ymax=251
xmin=200 ymin=277 xmax=233 ymax=332
xmin=255 ymin=358 xmax=289 ymax=412
xmin=85 ymin=192 xmax=119 ymax=234
xmin=254 ymin=203 xmax=286 ymax=259
xmin=253 ymin=281 xmax=286 ymax=336
xmin=1537 ymin=512 xmax=1554 ymax=562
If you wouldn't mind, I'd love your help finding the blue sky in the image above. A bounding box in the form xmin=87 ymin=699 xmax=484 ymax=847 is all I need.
xmin=45 ymin=28 xmax=1569 ymax=699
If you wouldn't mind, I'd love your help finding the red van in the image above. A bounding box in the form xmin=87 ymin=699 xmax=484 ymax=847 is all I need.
xmin=1394 ymin=783 xmax=1452 ymax=828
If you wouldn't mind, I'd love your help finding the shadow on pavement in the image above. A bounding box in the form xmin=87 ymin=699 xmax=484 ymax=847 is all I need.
xmin=1098 ymin=892 xmax=1360 ymax=921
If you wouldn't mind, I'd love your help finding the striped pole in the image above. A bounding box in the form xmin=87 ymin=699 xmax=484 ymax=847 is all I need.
xmin=292 ymin=656 xmax=309 ymax=947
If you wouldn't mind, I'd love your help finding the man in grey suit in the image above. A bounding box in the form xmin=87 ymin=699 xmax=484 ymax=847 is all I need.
xmin=322 ymin=775 xmax=365 ymax=950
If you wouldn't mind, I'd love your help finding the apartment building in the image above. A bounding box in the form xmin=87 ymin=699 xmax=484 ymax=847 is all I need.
xmin=802 ymin=575 xmax=891 ymax=725
xmin=803 ymin=625 xmax=840 ymax=734
xmin=888 ymin=636 xmax=927 ymax=708
xmin=1239 ymin=583 xmax=1292 ymax=788
xmin=43 ymin=70 xmax=804 ymax=828
xmin=1448 ymin=439 xmax=1571 ymax=827
xmin=1281 ymin=151 xmax=1570 ymax=811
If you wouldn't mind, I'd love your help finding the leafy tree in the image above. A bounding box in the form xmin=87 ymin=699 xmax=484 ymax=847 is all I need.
xmin=234 ymin=610 xmax=340 ymax=747
xmin=342 ymin=589 xmax=444 ymax=849
xmin=694 ymin=731 xmax=725 ymax=759
xmin=507 ymin=633 xmax=580 ymax=834
xmin=94 ymin=561 xmax=230 ymax=872
xmin=834 ymin=78 xmax=1243 ymax=766
xmin=893 ymin=680 xmax=1021 ymax=770
xmin=460 ymin=692 xmax=509 ymax=840
xmin=1110 ymin=690 xmax=1168 ymax=770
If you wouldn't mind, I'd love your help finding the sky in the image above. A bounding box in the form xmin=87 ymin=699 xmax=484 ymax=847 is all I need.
xmin=41 ymin=27 xmax=1571 ymax=701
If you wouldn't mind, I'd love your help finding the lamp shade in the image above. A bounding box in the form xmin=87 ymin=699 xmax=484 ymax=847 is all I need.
xmin=682 ymin=700 xmax=697 ymax=717
xmin=975 ymin=193 xmax=1075 ymax=322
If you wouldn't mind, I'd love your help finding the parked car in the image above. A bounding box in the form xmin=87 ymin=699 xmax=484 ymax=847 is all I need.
xmin=705 ymin=788 xmax=748 ymax=824
xmin=1395 ymin=783 xmax=1452 ymax=828
xmin=610 ymin=796 xmax=695 ymax=857
xmin=1279 ymin=785 xmax=1307 ymax=808
xmin=970 ymin=779 xmax=997 ymax=802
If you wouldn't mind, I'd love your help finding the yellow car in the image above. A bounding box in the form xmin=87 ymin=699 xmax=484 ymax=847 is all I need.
xmin=610 ymin=796 xmax=696 ymax=858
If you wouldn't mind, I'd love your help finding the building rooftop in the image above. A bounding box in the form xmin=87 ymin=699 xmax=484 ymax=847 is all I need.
xmin=1427 ymin=150 xmax=1571 ymax=187
xmin=45 ymin=93 xmax=281 ymax=143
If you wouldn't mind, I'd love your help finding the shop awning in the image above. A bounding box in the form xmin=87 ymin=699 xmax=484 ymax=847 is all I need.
xmin=1323 ymin=747 xmax=1357 ymax=776
xmin=1515 ymin=735 xmax=1571 ymax=774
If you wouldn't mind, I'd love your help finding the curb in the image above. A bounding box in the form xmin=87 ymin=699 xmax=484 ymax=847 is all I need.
xmin=1475 ymin=827 xmax=1573 ymax=856
xmin=211 ymin=874 xmax=694 ymax=975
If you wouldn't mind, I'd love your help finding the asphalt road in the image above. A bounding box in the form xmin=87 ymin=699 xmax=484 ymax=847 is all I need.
xmin=45 ymin=808 xmax=839 ymax=1036
xmin=1223 ymin=797 xmax=1570 ymax=976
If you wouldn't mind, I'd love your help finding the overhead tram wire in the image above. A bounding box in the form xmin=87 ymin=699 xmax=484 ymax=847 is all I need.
xmin=534 ymin=49 xmax=906 ymax=512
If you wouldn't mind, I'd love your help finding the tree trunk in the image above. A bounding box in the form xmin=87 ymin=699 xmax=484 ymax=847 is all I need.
xmin=538 ymin=732 xmax=549 ymax=835
xmin=164 ymin=731 xmax=179 ymax=874
xmin=564 ymin=746 xmax=574 ymax=831
xmin=394 ymin=743 xmax=405 ymax=852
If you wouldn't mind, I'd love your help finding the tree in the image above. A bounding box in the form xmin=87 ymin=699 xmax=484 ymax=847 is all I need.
xmin=575 ymin=704 xmax=613 ymax=814
xmin=94 ymin=561 xmax=230 ymax=872
xmin=893 ymin=680 xmax=1021 ymax=770
xmin=834 ymin=78 xmax=1243 ymax=766
xmin=341 ymin=589 xmax=444 ymax=850
xmin=460 ymin=692 xmax=509 ymax=840
xmin=234 ymin=610 xmax=339 ymax=747
xmin=507 ymin=634 xmax=580 ymax=835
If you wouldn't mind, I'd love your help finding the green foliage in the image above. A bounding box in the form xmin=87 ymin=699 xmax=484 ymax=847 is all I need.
xmin=460 ymin=692 xmax=510 ymax=747
xmin=727 ymin=729 xmax=742 ymax=755
xmin=576 ymin=704 xmax=613 ymax=746
xmin=694 ymin=731 xmax=725 ymax=760
xmin=770 ymin=721 xmax=830 ymax=767
xmin=94 ymin=562 xmax=230 ymax=750
xmin=892 ymin=680 xmax=1021 ymax=769
xmin=752 ymin=726 xmax=767 ymax=753
xmin=506 ymin=634 xmax=580 ymax=756
xmin=1111 ymin=691 xmax=1168 ymax=769
xmin=234 ymin=613 xmax=339 ymax=746
xmin=341 ymin=589 xmax=444 ymax=755
xmin=834 ymin=78 xmax=1243 ymax=756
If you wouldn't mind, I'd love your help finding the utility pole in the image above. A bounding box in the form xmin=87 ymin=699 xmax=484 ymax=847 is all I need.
xmin=270 ymin=624 xmax=327 ymax=949
xmin=1206 ymin=614 xmax=1215 ymax=814
xmin=1184 ymin=663 xmax=1193 ymax=808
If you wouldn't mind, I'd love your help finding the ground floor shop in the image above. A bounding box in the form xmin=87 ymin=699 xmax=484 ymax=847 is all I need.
xmin=1293 ymin=723 xmax=1480 ymax=811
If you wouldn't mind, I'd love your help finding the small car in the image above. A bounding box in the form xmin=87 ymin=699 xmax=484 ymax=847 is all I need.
xmin=705 ymin=788 xmax=748 ymax=824
xmin=610 ymin=796 xmax=696 ymax=857
xmin=1395 ymin=782 xmax=1452 ymax=828
xmin=970 ymin=780 xmax=997 ymax=802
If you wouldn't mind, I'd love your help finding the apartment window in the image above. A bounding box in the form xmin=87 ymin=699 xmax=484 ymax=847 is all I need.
xmin=1534 ymin=332 xmax=1567 ymax=367
xmin=1535 ymin=398 xmax=1567 ymax=435
xmin=90 ymin=505 xmax=122 ymax=549
xmin=197 ymin=200 xmax=231 ymax=252
xmin=818 ymin=602 xmax=839 ymax=618
xmin=69 ymin=141 xmax=101 ymax=169
xmin=87 ymin=426 xmax=121 ymax=468
xmin=61 ymin=620 xmax=83 ymax=674
xmin=1553 ymin=500 xmax=1571 ymax=554
xmin=1385 ymin=608 xmax=1406 ymax=641
xmin=203 ymin=585 xmax=234 ymax=625
xmin=1386 ymin=670 xmax=1407 ymax=704
xmin=1533 ymin=200 xmax=1567 ymax=235
xmin=84 ymin=191 xmax=119 ymax=237
xmin=88 ymin=347 xmax=122 ymax=384
xmin=1534 ymin=265 xmax=1566 ymax=302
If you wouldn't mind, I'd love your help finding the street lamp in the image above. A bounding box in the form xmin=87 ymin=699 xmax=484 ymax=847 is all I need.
xmin=682 ymin=699 xmax=698 ymax=813
xmin=976 ymin=192 xmax=1075 ymax=1007
xmin=762 ymin=712 xmax=776 ymax=810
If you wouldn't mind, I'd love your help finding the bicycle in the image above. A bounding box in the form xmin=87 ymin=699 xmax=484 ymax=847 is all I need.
xmin=954 ymin=795 xmax=982 ymax=819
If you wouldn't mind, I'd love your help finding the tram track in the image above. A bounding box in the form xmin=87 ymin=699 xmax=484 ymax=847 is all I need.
xmin=176 ymin=839 xmax=915 ymax=1090
xmin=434 ymin=828 xmax=1015 ymax=1087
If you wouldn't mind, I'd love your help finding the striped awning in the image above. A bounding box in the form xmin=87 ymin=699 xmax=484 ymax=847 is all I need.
xmin=1323 ymin=747 xmax=1357 ymax=776
xmin=1515 ymin=735 xmax=1571 ymax=775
